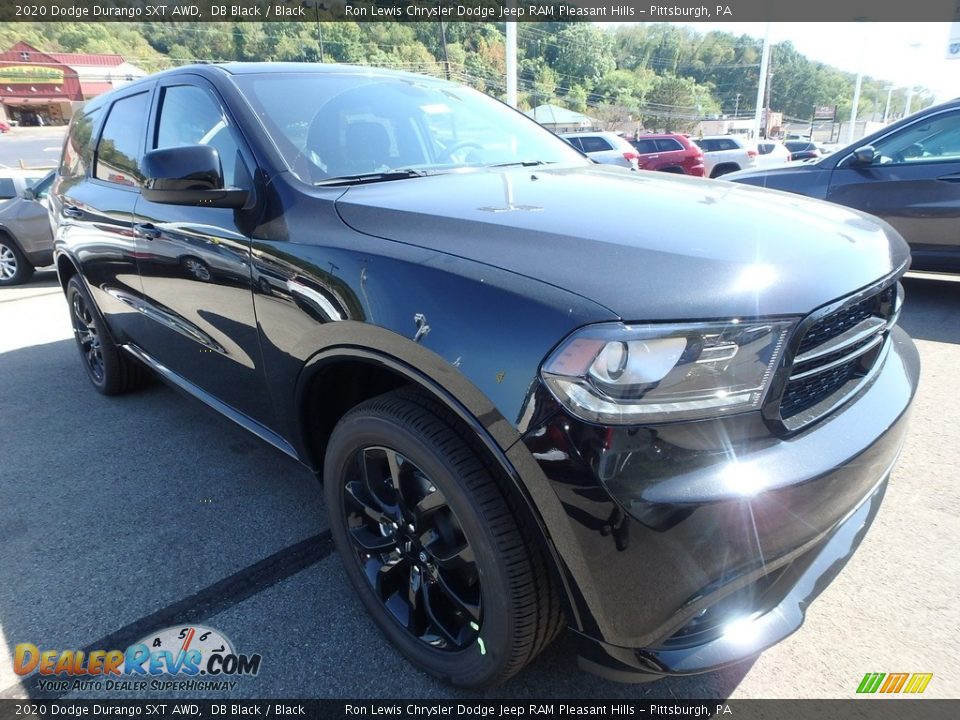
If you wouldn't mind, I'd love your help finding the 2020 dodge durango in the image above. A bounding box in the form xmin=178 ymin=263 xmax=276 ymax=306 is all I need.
xmin=50 ymin=64 xmax=919 ymax=688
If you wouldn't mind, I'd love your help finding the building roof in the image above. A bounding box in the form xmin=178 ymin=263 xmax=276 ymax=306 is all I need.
xmin=524 ymin=104 xmax=594 ymax=126
xmin=46 ymin=52 xmax=125 ymax=68
xmin=3 ymin=43 xmax=125 ymax=69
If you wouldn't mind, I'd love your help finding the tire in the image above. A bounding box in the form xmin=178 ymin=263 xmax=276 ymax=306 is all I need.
xmin=0 ymin=235 xmax=34 ymax=286
xmin=66 ymin=275 xmax=149 ymax=395
xmin=710 ymin=163 xmax=740 ymax=178
xmin=324 ymin=389 xmax=563 ymax=688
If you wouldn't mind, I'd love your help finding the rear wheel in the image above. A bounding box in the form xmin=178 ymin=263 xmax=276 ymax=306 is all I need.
xmin=66 ymin=275 xmax=149 ymax=395
xmin=710 ymin=163 xmax=740 ymax=178
xmin=0 ymin=236 xmax=33 ymax=286
xmin=323 ymin=389 xmax=563 ymax=688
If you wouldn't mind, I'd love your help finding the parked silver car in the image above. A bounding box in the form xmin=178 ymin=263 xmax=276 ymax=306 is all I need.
xmin=0 ymin=170 xmax=54 ymax=285
xmin=559 ymin=131 xmax=639 ymax=169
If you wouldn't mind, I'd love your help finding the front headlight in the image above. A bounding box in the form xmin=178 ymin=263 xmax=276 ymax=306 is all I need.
xmin=541 ymin=319 xmax=796 ymax=424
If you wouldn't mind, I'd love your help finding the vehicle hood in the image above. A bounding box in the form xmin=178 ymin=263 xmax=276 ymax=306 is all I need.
xmin=334 ymin=164 xmax=909 ymax=321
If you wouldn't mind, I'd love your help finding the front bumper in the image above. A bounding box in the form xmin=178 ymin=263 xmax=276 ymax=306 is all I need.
xmin=511 ymin=326 xmax=919 ymax=680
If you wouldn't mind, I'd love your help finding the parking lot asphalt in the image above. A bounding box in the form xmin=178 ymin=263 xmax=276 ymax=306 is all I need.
xmin=0 ymin=271 xmax=958 ymax=700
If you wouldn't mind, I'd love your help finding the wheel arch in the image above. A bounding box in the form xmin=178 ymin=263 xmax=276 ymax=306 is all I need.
xmin=0 ymin=225 xmax=24 ymax=250
xmin=294 ymin=346 xmax=582 ymax=628
xmin=55 ymin=249 xmax=80 ymax=293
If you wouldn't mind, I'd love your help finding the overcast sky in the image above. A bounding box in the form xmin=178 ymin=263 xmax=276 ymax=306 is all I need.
xmin=670 ymin=22 xmax=957 ymax=103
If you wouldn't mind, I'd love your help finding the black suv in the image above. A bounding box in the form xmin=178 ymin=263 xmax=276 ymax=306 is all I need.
xmin=51 ymin=64 xmax=919 ymax=688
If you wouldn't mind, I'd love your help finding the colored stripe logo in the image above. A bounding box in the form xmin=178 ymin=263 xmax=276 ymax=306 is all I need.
xmin=857 ymin=672 xmax=933 ymax=694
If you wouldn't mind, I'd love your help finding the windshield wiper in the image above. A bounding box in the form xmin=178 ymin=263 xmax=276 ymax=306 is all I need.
xmin=315 ymin=169 xmax=429 ymax=186
xmin=485 ymin=160 xmax=554 ymax=168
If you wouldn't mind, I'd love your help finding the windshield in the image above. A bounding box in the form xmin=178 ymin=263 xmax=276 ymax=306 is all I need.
xmin=233 ymin=72 xmax=587 ymax=184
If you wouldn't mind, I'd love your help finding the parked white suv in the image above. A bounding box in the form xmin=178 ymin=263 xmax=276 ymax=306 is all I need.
xmin=756 ymin=140 xmax=793 ymax=167
xmin=560 ymin=131 xmax=639 ymax=170
xmin=695 ymin=135 xmax=758 ymax=178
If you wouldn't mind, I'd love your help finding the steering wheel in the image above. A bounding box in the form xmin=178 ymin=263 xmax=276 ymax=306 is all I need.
xmin=442 ymin=140 xmax=484 ymax=162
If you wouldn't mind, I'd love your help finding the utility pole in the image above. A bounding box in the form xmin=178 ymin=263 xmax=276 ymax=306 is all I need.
xmin=734 ymin=93 xmax=741 ymax=117
xmin=752 ymin=22 xmax=771 ymax=141
xmin=505 ymin=20 xmax=517 ymax=108
xmin=439 ymin=14 xmax=450 ymax=80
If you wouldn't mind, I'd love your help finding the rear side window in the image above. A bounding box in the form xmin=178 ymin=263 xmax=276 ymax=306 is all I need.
xmin=95 ymin=92 xmax=150 ymax=188
xmin=632 ymin=139 xmax=658 ymax=154
xmin=60 ymin=107 xmax=103 ymax=180
xmin=579 ymin=136 xmax=613 ymax=153
xmin=565 ymin=137 xmax=584 ymax=151
xmin=0 ymin=178 xmax=16 ymax=199
xmin=655 ymin=138 xmax=684 ymax=152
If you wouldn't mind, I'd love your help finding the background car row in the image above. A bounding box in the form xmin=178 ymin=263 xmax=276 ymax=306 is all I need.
xmin=559 ymin=131 xmax=832 ymax=178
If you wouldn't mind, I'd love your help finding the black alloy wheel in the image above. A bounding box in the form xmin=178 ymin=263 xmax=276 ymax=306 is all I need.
xmin=324 ymin=390 xmax=564 ymax=688
xmin=71 ymin=285 xmax=105 ymax=384
xmin=342 ymin=445 xmax=482 ymax=650
xmin=65 ymin=275 xmax=149 ymax=395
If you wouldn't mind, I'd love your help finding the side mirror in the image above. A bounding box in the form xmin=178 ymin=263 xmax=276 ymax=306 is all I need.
xmin=19 ymin=187 xmax=35 ymax=200
xmin=851 ymin=145 xmax=876 ymax=165
xmin=141 ymin=145 xmax=248 ymax=208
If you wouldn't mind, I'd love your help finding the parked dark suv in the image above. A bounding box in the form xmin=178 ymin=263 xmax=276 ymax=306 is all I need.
xmin=51 ymin=64 xmax=918 ymax=688
xmin=727 ymin=98 xmax=960 ymax=272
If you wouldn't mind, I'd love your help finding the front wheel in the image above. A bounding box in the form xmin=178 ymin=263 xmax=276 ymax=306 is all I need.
xmin=323 ymin=390 xmax=563 ymax=688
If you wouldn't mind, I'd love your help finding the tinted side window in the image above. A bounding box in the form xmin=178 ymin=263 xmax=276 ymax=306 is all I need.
xmin=632 ymin=139 xmax=658 ymax=154
xmin=565 ymin=137 xmax=584 ymax=151
xmin=155 ymin=85 xmax=248 ymax=188
xmin=698 ymin=139 xmax=719 ymax=152
xmin=60 ymin=107 xmax=103 ymax=180
xmin=872 ymin=110 xmax=960 ymax=165
xmin=580 ymin=136 xmax=613 ymax=153
xmin=95 ymin=92 xmax=150 ymax=188
xmin=655 ymin=138 xmax=684 ymax=152
xmin=0 ymin=178 xmax=16 ymax=199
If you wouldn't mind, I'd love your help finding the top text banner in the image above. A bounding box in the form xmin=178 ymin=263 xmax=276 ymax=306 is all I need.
xmin=2 ymin=0 xmax=959 ymax=22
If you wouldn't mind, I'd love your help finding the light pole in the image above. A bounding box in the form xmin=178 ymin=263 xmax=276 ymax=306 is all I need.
xmin=882 ymin=85 xmax=894 ymax=124
xmin=845 ymin=20 xmax=868 ymax=145
xmin=902 ymin=43 xmax=924 ymax=117
xmin=734 ymin=93 xmax=741 ymax=117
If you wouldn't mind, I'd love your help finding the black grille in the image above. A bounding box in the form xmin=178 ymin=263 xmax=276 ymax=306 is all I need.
xmin=780 ymin=359 xmax=861 ymax=418
xmin=778 ymin=282 xmax=900 ymax=428
xmin=797 ymin=285 xmax=894 ymax=355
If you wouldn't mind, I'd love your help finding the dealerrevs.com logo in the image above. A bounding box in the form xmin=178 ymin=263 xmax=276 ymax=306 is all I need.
xmin=14 ymin=625 xmax=261 ymax=693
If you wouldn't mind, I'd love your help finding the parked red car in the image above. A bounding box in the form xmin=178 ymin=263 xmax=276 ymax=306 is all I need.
xmin=628 ymin=133 xmax=705 ymax=176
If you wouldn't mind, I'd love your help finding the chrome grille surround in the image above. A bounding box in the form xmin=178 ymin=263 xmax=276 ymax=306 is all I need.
xmin=767 ymin=278 xmax=903 ymax=433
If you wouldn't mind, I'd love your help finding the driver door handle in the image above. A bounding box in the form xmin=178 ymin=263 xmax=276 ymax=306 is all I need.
xmin=62 ymin=205 xmax=83 ymax=218
xmin=937 ymin=172 xmax=960 ymax=183
xmin=135 ymin=223 xmax=161 ymax=240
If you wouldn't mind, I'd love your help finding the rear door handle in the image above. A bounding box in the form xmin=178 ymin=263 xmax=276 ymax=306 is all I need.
xmin=937 ymin=172 xmax=960 ymax=183
xmin=62 ymin=205 xmax=83 ymax=218
xmin=134 ymin=223 xmax=161 ymax=240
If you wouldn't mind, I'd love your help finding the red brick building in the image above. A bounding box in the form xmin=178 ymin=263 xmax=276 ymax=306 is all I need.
xmin=0 ymin=41 xmax=146 ymax=126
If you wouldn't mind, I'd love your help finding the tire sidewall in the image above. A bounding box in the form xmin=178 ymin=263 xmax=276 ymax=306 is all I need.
xmin=0 ymin=237 xmax=30 ymax=286
xmin=324 ymin=411 xmax=515 ymax=687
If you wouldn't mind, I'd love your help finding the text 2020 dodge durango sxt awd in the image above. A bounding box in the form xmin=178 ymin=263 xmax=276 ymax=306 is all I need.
xmin=50 ymin=64 xmax=919 ymax=688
